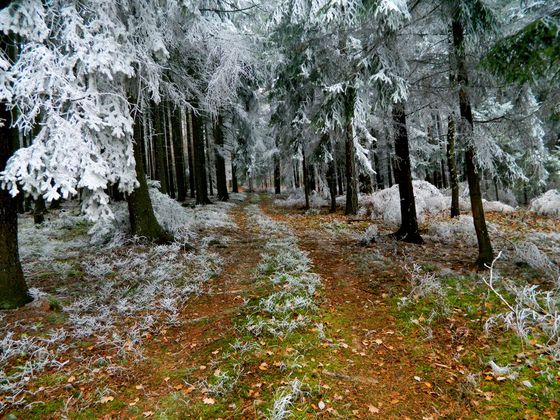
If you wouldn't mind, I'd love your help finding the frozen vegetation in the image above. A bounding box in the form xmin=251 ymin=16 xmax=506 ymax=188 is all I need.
xmin=1 ymin=192 xmax=240 ymax=411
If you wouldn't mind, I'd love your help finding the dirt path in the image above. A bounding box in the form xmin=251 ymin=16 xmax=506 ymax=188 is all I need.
xmin=262 ymin=200 xmax=473 ymax=418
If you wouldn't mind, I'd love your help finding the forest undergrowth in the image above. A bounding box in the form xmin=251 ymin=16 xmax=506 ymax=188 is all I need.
xmin=1 ymin=192 xmax=560 ymax=419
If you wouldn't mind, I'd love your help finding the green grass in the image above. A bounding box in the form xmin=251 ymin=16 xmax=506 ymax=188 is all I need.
xmin=392 ymin=271 xmax=560 ymax=418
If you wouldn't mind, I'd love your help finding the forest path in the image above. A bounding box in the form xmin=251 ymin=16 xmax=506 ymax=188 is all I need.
xmin=102 ymin=195 xmax=267 ymax=418
xmin=261 ymin=197 xmax=473 ymax=418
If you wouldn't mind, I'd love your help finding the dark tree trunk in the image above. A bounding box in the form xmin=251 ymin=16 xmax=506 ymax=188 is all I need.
xmin=128 ymin=111 xmax=173 ymax=244
xmin=344 ymin=104 xmax=358 ymax=215
xmin=205 ymin=125 xmax=214 ymax=197
xmin=171 ymin=108 xmax=187 ymax=202
xmin=214 ymin=115 xmax=229 ymax=201
xmin=494 ymin=179 xmax=500 ymax=201
xmin=152 ymin=102 xmax=169 ymax=194
xmin=0 ymin=34 xmax=31 ymax=309
xmin=33 ymin=196 xmax=47 ymax=224
xmin=337 ymin=164 xmax=344 ymax=196
xmin=325 ymin=135 xmax=338 ymax=213
xmin=374 ymin=152 xmax=384 ymax=190
xmin=390 ymin=101 xmax=423 ymax=244
xmin=446 ymin=115 xmax=460 ymax=218
xmin=165 ymin=106 xmax=176 ymax=199
xmin=294 ymin=160 xmax=300 ymax=189
xmin=274 ymin=155 xmax=281 ymax=195
xmin=187 ymin=110 xmax=196 ymax=198
xmin=387 ymin=153 xmax=393 ymax=187
xmin=302 ymin=147 xmax=310 ymax=210
xmin=231 ymin=151 xmax=239 ymax=193
xmin=452 ymin=19 xmax=493 ymax=268
xmin=192 ymin=109 xmax=211 ymax=205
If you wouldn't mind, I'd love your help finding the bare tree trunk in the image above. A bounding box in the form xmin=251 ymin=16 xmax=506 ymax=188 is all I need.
xmin=214 ymin=115 xmax=229 ymax=201
xmin=187 ymin=110 xmax=196 ymax=198
xmin=390 ymin=101 xmax=423 ymax=244
xmin=274 ymin=143 xmax=281 ymax=195
xmin=165 ymin=106 xmax=176 ymax=199
xmin=446 ymin=115 xmax=460 ymax=218
xmin=128 ymin=110 xmax=173 ymax=243
xmin=231 ymin=152 xmax=239 ymax=193
xmin=152 ymin=102 xmax=169 ymax=195
xmin=205 ymin=124 xmax=214 ymax=197
xmin=452 ymin=19 xmax=493 ymax=268
xmin=302 ymin=146 xmax=310 ymax=210
xmin=325 ymin=135 xmax=337 ymax=213
xmin=172 ymin=108 xmax=187 ymax=202
xmin=192 ymin=109 xmax=211 ymax=205
xmin=0 ymin=34 xmax=31 ymax=309
xmin=344 ymin=113 xmax=358 ymax=215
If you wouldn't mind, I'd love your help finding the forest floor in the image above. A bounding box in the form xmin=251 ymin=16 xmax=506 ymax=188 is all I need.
xmin=2 ymin=193 xmax=560 ymax=419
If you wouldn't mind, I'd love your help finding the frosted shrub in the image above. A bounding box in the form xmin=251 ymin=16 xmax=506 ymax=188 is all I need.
xmin=274 ymin=189 xmax=327 ymax=209
xmin=513 ymin=241 xmax=560 ymax=283
xmin=530 ymin=190 xmax=560 ymax=219
xmin=427 ymin=216 xmax=479 ymax=246
xmin=359 ymin=181 xmax=448 ymax=225
xmin=360 ymin=225 xmax=378 ymax=244
xmin=483 ymin=253 xmax=560 ymax=357
xmin=484 ymin=201 xmax=516 ymax=213
xmin=268 ymin=379 xmax=303 ymax=420
xmin=405 ymin=264 xmax=446 ymax=302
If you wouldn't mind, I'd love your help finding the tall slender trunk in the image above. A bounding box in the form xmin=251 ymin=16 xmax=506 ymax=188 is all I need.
xmin=325 ymin=135 xmax=337 ymax=213
xmin=452 ymin=19 xmax=493 ymax=268
xmin=187 ymin=110 xmax=196 ymax=198
xmin=374 ymin=152 xmax=384 ymax=190
xmin=192 ymin=108 xmax=211 ymax=205
xmin=214 ymin=115 xmax=229 ymax=201
xmin=172 ymin=108 xmax=187 ymax=202
xmin=165 ymin=106 xmax=176 ymax=199
xmin=274 ymin=142 xmax=281 ymax=195
xmin=205 ymin=124 xmax=214 ymax=197
xmin=231 ymin=152 xmax=239 ymax=193
xmin=152 ymin=102 xmax=169 ymax=194
xmin=446 ymin=115 xmax=460 ymax=218
xmin=302 ymin=147 xmax=310 ymax=210
xmin=337 ymin=164 xmax=344 ymax=195
xmin=0 ymin=34 xmax=31 ymax=309
xmin=344 ymin=95 xmax=358 ymax=215
xmin=387 ymin=152 xmax=393 ymax=188
xmin=33 ymin=196 xmax=47 ymax=224
xmin=390 ymin=101 xmax=423 ymax=244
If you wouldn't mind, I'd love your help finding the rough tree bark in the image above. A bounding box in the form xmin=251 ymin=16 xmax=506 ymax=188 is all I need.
xmin=390 ymin=101 xmax=423 ymax=244
xmin=325 ymin=135 xmax=338 ymax=213
xmin=231 ymin=151 xmax=239 ymax=193
xmin=164 ymin=106 xmax=176 ymax=199
xmin=446 ymin=115 xmax=460 ymax=218
xmin=187 ymin=110 xmax=196 ymax=198
xmin=274 ymin=142 xmax=281 ymax=195
xmin=214 ymin=115 xmax=229 ymax=201
xmin=344 ymin=91 xmax=358 ymax=215
xmin=171 ymin=107 xmax=186 ymax=202
xmin=192 ymin=108 xmax=211 ymax=204
xmin=452 ymin=19 xmax=493 ymax=268
xmin=302 ymin=146 xmax=310 ymax=210
xmin=152 ymin=102 xmax=169 ymax=195
xmin=0 ymin=33 xmax=31 ymax=309
xmin=127 ymin=111 xmax=173 ymax=244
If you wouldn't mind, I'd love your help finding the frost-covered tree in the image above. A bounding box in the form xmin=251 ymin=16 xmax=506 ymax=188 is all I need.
xmin=0 ymin=28 xmax=31 ymax=309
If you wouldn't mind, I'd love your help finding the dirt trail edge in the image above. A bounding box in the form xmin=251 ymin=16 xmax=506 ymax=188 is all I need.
xmin=262 ymin=197 xmax=473 ymax=419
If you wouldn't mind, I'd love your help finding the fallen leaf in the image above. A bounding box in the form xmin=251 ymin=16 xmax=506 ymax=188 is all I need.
xmin=203 ymin=397 xmax=215 ymax=405
xmin=67 ymin=376 xmax=76 ymax=383
xmin=368 ymin=405 xmax=380 ymax=414
xmin=135 ymin=384 xmax=144 ymax=390
xmin=100 ymin=396 xmax=114 ymax=404
xmin=143 ymin=411 xmax=153 ymax=417
xmin=258 ymin=362 xmax=269 ymax=371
